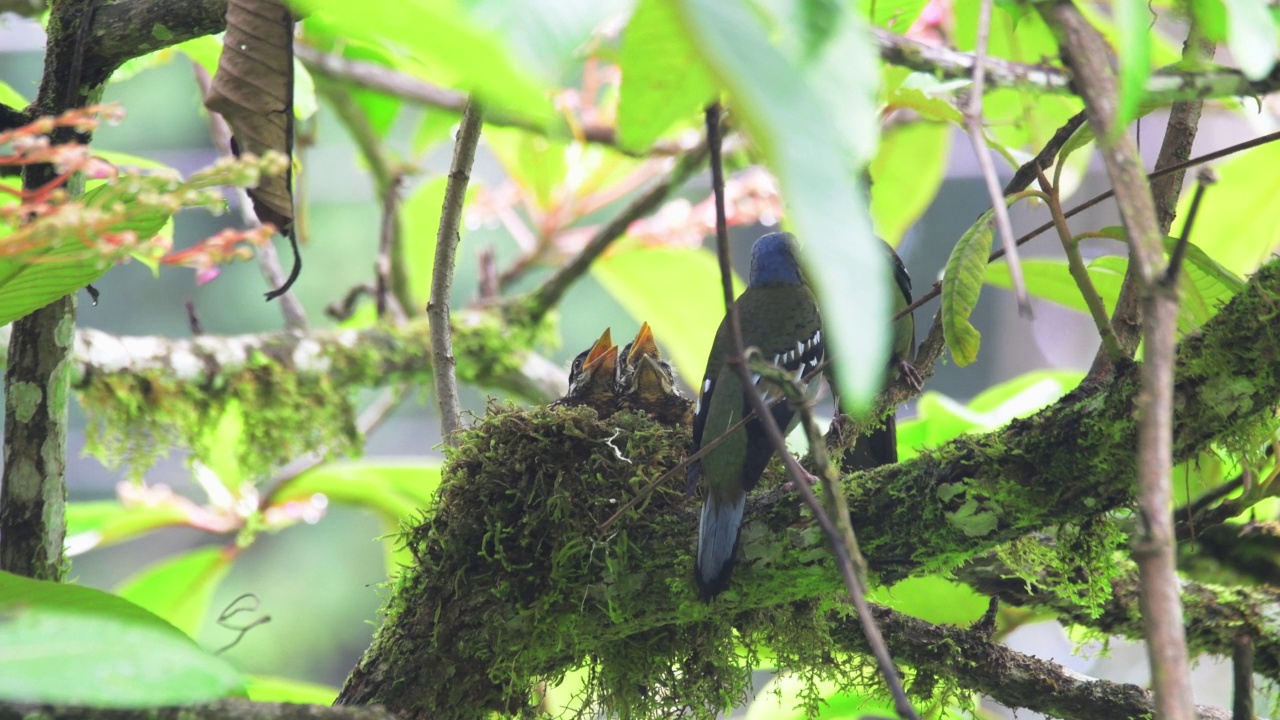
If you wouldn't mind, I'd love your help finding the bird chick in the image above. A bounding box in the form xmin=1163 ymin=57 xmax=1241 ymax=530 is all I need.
xmin=617 ymin=322 xmax=694 ymax=426
xmin=552 ymin=328 xmax=620 ymax=417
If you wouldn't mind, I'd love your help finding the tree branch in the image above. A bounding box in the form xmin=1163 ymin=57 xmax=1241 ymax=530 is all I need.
xmin=870 ymin=25 xmax=1280 ymax=103
xmin=0 ymin=700 xmax=394 ymax=720
xmin=957 ymin=552 xmax=1280 ymax=687
xmin=0 ymin=317 xmax=566 ymax=406
xmin=334 ymin=256 xmax=1280 ymax=717
xmin=1042 ymin=3 xmax=1194 ymax=716
xmin=828 ymin=604 xmax=1233 ymax=720
xmin=430 ymin=101 xmax=483 ymax=446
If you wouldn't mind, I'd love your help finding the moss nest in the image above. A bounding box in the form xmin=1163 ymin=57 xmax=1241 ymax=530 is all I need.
xmin=351 ymin=402 xmax=908 ymax=720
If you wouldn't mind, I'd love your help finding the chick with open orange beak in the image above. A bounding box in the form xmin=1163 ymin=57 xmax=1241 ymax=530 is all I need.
xmin=551 ymin=328 xmax=620 ymax=416
xmin=618 ymin=322 xmax=693 ymax=426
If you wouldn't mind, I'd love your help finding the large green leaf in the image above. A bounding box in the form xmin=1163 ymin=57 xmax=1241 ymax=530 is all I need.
xmin=115 ymin=546 xmax=236 ymax=638
xmin=273 ymin=460 xmax=443 ymax=524
xmin=593 ymin=245 xmax=742 ymax=386
xmin=273 ymin=461 xmax=443 ymax=573
xmin=870 ymin=120 xmax=950 ymax=246
xmin=0 ymin=571 xmax=244 ymax=706
xmin=292 ymin=0 xmax=555 ymax=125
xmin=466 ymin=0 xmax=633 ymax=85
xmin=617 ymin=0 xmax=717 ymax=151
xmin=868 ymin=575 xmax=990 ymax=625
xmin=671 ymin=0 xmax=889 ymax=407
xmin=401 ymin=176 xmax=448 ymax=307
xmin=940 ymin=208 xmax=995 ymax=366
xmin=897 ymin=369 xmax=1084 ymax=457
xmin=65 ymin=501 xmax=190 ymax=556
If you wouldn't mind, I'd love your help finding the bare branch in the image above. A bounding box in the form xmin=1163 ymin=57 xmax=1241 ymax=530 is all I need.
xmin=0 ymin=699 xmax=396 ymax=720
xmin=1042 ymin=3 xmax=1194 ymax=716
xmin=431 ymin=101 xmax=484 ymax=446
xmin=964 ymin=0 xmax=1029 ymax=313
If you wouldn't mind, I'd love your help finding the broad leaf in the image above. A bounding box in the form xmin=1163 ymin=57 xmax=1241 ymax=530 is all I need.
xmin=0 ymin=571 xmax=244 ymax=705
xmin=617 ymin=0 xmax=717 ymax=151
xmin=941 ymin=208 xmax=995 ymax=366
xmin=292 ymin=0 xmax=555 ymax=125
xmin=1174 ymin=139 xmax=1280 ymax=275
xmin=672 ymin=0 xmax=889 ymax=407
xmin=593 ymin=245 xmax=742 ymax=386
xmin=870 ymin=120 xmax=950 ymax=245
xmin=401 ymin=176 xmax=448 ymax=307
xmin=116 ymin=546 xmax=236 ymax=638
xmin=272 ymin=460 xmax=443 ymax=523
xmin=65 ymin=501 xmax=190 ymax=556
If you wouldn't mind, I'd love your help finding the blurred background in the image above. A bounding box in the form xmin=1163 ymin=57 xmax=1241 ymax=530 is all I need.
xmin=2 ymin=7 xmax=1278 ymax=715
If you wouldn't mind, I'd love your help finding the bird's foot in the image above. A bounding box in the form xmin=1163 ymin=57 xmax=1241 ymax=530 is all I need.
xmin=898 ymin=360 xmax=924 ymax=391
xmin=782 ymin=468 xmax=821 ymax=491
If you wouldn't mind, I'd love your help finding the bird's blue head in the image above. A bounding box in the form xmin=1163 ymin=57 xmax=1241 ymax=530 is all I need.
xmin=748 ymin=232 xmax=804 ymax=287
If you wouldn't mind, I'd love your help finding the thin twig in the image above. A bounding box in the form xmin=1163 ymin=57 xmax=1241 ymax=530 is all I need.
xmin=319 ymin=83 xmax=417 ymax=316
xmin=184 ymin=298 xmax=205 ymax=335
xmin=296 ymin=43 xmax=681 ymax=158
xmin=430 ymin=101 xmax=484 ymax=447
xmin=1163 ymin=168 xmax=1216 ymax=285
xmin=1044 ymin=3 xmax=1195 ymax=718
xmin=704 ymin=103 xmax=918 ymax=720
xmin=1003 ymin=111 xmax=1087 ymax=195
xmin=964 ymin=0 xmax=1029 ymax=315
xmin=893 ymin=129 xmax=1280 ymax=323
xmin=1096 ymin=32 xmax=1216 ymax=375
xmin=376 ymin=173 xmax=406 ymax=321
xmin=1035 ymin=168 xmax=1124 ymax=360
xmin=194 ymin=63 xmax=307 ymax=330
xmin=524 ymin=142 xmax=709 ymax=323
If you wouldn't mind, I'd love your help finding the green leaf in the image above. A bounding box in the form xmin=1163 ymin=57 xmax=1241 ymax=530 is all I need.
xmin=65 ymin=501 xmax=190 ymax=556
xmin=1114 ymin=0 xmax=1150 ymax=127
xmin=593 ymin=245 xmax=742 ymax=385
xmin=272 ymin=460 xmax=443 ymax=524
xmin=0 ymin=80 xmax=28 ymax=108
xmin=466 ymin=0 xmax=631 ymax=85
xmin=1222 ymin=0 xmax=1279 ymax=80
xmin=292 ymin=0 xmax=555 ymax=125
xmin=897 ymin=370 xmax=1083 ymax=457
xmin=246 ymin=675 xmax=339 ymax=704
xmin=1173 ymin=140 xmax=1280 ymax=275
xmin=115 ymin=546 xmax=236 ymax=638
xmin=617 ymin=0 xmax=717 ymax=151
xmin=1192 ymin=0 xmax=1229 ymax=42
xmin=0 ymin=571 xmax=244 ymax=705
xmin=293 ymin=58 xmax=318 ymax=121
xmin=671 ymin=0 xmax=889 ymax=407
xmin=984 ymin=257 xmax=1123 ymax=318
xmin=941 ymin=208 xmax=996 ymax=366
xmin=870 ymin=121 xmax=950 ymax=245
xmin=273 ymin=461 xmax=443 ymax=573
xmin=485 ymin=127 xmax=569 ymax=211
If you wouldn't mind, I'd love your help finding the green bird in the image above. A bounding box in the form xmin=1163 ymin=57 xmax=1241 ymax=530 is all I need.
xmin=840 ymin=241 xmax=918 ymax=470
xmin=617 ymin=322 xmax=695 ymax=426
xmin=691 ymin=232 xmax=824 ymax=600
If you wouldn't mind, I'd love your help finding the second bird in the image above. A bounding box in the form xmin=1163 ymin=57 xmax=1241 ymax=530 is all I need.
xmin=690 ymin=232 xmax=824 ymax=600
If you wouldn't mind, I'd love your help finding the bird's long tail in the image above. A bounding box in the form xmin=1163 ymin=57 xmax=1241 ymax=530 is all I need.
xmin=696 ymin=491 xmax=746 ymax=600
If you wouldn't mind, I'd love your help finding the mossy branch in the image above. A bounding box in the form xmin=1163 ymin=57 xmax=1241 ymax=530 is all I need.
xmin=334 ymin=258 xmax=1280 ymax=718
xmin=0 ymin=311 xmax=564 ymax=478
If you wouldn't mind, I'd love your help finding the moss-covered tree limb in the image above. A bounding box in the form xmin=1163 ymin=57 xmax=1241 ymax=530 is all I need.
xmin=0 ymin=312 xmax=564 ymax=478
xmin=826 ymin=604 xmax=1233 ymax=720
xmin=0 ymin=700 xmax=394 ymax=720
xmin=335 ymin=258 xmax=1280 ymax=718
xmin=957 ymin=553 xmax=1280 ymax=684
